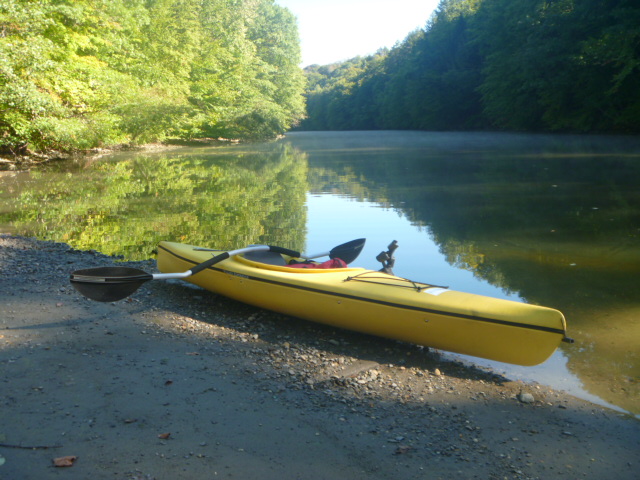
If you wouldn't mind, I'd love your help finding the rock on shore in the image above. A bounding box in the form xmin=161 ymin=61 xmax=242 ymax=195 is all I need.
xmin=1 ymin=234 xmax=638 ymax=479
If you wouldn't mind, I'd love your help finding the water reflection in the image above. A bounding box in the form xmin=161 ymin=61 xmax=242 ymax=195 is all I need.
xmin=283 ymin=131 xmax=640 ymax=415
xmin=0 ymin=143 xmax=308 ymax=260
xmin=1 ymin=131 xmax=638 ymax=415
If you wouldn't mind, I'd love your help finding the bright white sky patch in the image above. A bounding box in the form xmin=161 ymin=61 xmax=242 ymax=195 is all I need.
xmin=275 ymin=0 xmax=441 ymax=66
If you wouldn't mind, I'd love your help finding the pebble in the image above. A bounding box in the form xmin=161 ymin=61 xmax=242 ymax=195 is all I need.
xmin=518 ymin=393 xmax=535 ymax=404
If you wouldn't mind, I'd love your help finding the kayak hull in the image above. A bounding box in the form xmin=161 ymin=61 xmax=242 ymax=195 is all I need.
xmin=157 ymin=241 xmax=569 ymax=366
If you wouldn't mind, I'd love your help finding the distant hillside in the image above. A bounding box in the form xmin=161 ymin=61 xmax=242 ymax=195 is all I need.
xmin=300 ymin=0 xmax=639 ymax=134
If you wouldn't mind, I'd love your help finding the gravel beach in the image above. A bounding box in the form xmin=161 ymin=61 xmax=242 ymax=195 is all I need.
xmin=1 ymin=234 xmax=638 ymax=479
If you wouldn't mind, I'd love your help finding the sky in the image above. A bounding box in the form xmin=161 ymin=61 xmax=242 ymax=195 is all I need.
xmin=275 ymin=0 xmax=441 ymax=66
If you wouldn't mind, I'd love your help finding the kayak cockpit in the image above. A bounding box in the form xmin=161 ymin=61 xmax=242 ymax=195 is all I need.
xmin=235 ymin=252 xmax=362 ymax=273
xmin=243 ymin=250 xmax=288 ymax=266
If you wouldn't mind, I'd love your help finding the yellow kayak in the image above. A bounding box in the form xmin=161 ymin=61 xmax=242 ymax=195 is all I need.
xmin=157 ymin=241 xmax=570 ymax=366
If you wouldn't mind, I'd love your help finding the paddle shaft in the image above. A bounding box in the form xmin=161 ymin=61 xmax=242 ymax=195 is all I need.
xmin=191 ymin=238 xmax=365 ymax=265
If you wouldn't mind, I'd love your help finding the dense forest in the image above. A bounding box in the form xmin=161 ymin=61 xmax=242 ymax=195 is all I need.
xmin=3 ymin=0 xmax=639 ymax=155
xmin=301 ymin=0 xmax=640 ymax=134
xmin=0 ymin=0 xmax=306 ymax=154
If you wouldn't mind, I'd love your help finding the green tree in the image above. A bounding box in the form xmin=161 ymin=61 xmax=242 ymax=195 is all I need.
xmin=300 ymin=0 xmax=639 ymax=134
xmin=474 ymin=0 xmax=640 ymax=132
xmin=0 ymin=0 xmax=307 ymax=154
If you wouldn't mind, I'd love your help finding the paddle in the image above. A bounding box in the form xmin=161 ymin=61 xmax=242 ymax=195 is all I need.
xmin=195 ymin=238 xmax=365 ymax=265
xmin=304 ymin=237 xmax=365 ymax=264
xmin=70 ymin=238 xmax=365 ymax=303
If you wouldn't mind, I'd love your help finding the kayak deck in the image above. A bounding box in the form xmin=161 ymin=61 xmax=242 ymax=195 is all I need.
xmin=157 ymin=241 xmax=569 ymax=366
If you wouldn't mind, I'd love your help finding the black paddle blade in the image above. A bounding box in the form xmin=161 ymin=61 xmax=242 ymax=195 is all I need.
xmin=70 ymin=267 xmax=153 ymax=302
xmin=330 ymin=238 xmax=366 ymax=264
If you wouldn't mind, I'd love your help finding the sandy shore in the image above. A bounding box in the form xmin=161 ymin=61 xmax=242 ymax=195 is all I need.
xmin=1 ymin=234 xmax=638 ymax=479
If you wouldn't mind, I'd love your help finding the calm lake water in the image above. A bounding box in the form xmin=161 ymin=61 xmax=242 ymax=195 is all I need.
xmin=2 ymin=131 xmax=639 ymax=416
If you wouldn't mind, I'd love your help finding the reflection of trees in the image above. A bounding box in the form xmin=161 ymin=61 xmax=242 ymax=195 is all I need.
xmin=303 ymin=133 xmax=640 ymax=414
xmin=306 ymin=142 xmax=640 ymax=299
xmin=1 ymin=143 xmax=307 ymax=260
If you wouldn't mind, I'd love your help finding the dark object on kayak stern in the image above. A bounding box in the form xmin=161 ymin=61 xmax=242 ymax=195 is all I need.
xmin=377 ymin=240 xmax=398 ymax=274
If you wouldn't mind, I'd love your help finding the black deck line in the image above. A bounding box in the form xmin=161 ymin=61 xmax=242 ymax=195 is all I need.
xmin=158 ymin=245 xmax=566 ymax=337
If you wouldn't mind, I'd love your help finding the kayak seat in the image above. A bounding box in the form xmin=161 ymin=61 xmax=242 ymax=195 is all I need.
xmin=243 ymin=250 xmax=287 ymax=266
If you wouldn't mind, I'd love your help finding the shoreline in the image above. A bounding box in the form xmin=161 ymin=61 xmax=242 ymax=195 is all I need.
xmin=0 ymin=137 xmax=248 ymax=172
xmin=1 ymin=234 xmax=638 ymax=479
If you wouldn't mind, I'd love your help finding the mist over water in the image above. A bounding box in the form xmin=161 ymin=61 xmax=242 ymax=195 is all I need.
xmin=287 ymin=131 xmax=640 ymax=416
xmin=2 ymin=130 xmax=639 ymax=415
